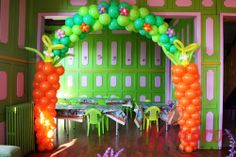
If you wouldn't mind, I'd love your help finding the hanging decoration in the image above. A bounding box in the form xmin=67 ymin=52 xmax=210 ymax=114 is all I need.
xmin=25 ymin=0 xmax=200 ymax=152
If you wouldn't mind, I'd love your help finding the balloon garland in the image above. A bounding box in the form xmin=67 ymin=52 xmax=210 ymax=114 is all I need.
xmin=26 ymin=0 xmax=201 ymax=152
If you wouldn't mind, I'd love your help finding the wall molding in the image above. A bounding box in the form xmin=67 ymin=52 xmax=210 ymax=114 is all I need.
xmin=0 ymin=55 xmax=35 ymax=64
xmin=65 ymin=69 xmax=165 ymax=73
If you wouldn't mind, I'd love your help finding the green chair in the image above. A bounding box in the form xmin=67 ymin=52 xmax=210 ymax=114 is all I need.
xmin=85 ymin=108 xmax=104 ymax=136
xmin=143 ymin=106 xmax=161 ymax=132
xmin=96 ymin=99 xmax=109 ymax=132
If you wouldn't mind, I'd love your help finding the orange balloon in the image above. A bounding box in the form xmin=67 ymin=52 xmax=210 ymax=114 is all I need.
xmin=185 ymin=146 xmax=193 ymax=153
xmin=195 ymin=105 xmax=201 ymax=111
xmin=192 ymin=98 xmax=201 ymax=105
xmin=171 ymin=65 xmax=186 ymax=77
xmin=172 ymin=75 xmax=182 ymax=84
xmin=190 ymin=127 xmax=199 ymax=134
xmin=174 ymin=91 xmax=185 ymax=99
xmin=176 ymin=82 xmax=189 ymax=92
xmin=195 ymin=89 xmax=201 ymax=96
xmin=186 ymin=63 xmax=198 ymax=74
xmin=182 ymin=73 xmax=195 ymax=84
xmin=185 ymin=89 xmax=197 ymax=99
xmin=186 ymin=119 xmax=196 ymax=128
xmin=179 ymin=97 xmax=191 ymax=107
xmin=182 ymin=112 xmax=190 ymax=120
xmin=194 ymin=74 xmax=200 ymax=80
xmin=191 ymin=112 xmax=200 ymax=120
xmin=186 ymin=104 xmax=196 ymax=114
xmin=189 ymin=141 xmax=197 ymax=147
xmin=182 ymin=125 xmax=190 ymax=133
xmin=178 ymin=119 xmax=185 ymax=125
xmin=180 ymin=139 xmax=189 ymax=146
xmin=179 ymin=144 xmax=185 ymax=151
xmin=190 ymin=81 xmax=200 ymax=90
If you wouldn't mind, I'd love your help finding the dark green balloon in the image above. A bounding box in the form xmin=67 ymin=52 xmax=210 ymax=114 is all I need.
xmin=170 ymin=45 xmax=177 ymax=53
xmin=99 ymin=1 xmax=110 ymax=8
xmin=159 ymin=34 xmax=169 ymax=43
xmin=65 ymin=18 xmax=74 ymax=27
xmin=119 ymin=2 xmax=131 ymax=10
xmin=145 ymin=14 xmax=156 ymax=25
xmin=164 ymin=43 xmax=171 ymax=50
xmin=108 ymin=5 xmax=119 ymax=19
xmin=169 ymin=36 xmax=178 ymax=44
xmin=53 ymin=49 xmax=61 ymax=56
xmin=156 ymin=16 xmax=164 ymax=26
xmin=79 ymin=32 xmax=87 ymax=40
xmin=110 ymin=0 xmax=118 ymax=6
xmin=73 ymin=14 xmax=83 ymax=25
xmin=83 ymin=14 xmax=95 ymax=25
xmin=61 ymin=47 xmax=69 ymax=53
xmin=52 ymin=39 xmax=60 ymax=45
xmin=146 ymin=34 xmax=152 ymax=39
xmin=139 ymin=29 xmax=147 ymax=36
xmin=134 ymin=18 xmax=144 ymax=30
xmin=109 ymin=19 xmax=121 ymax=30
xmin=60 ymin=36 xmax=70 ymax=46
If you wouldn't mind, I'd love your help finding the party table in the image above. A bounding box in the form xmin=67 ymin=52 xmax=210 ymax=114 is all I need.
xmin=133 ymin=102 xmax=171 ymax=129
xmin=56 ymin=97 xmax=133 ymax=140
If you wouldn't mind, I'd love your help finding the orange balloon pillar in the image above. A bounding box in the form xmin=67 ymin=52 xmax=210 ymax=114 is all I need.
xmin=171 ymin=63 xmax=201 ymax=153
xmin=33 ymin=61 xmax=64 ymax=151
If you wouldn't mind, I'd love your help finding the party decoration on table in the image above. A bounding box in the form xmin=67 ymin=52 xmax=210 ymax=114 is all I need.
xmin=224 ymin=129 xmax=236 ymax=157
xmin=97 ymin=147 xmax=124 ymax=157
xmin=25 ymin=0 xmax=201 ymax=153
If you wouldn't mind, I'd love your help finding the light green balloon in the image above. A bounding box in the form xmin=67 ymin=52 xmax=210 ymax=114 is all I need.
xmin=78 ymin=6 xmax=88 ymax=16
xmin=93 ymin=21 xmax=103 ymax=32
xmin=99 ymin=14 xmax=111 ymax=25
xmin=149 ymin=26 xmax=158 ymax=36
xmin=158 ymin=24 xmax=168 ymax=34
xmin=139 ymin=8 xmax=149 ymax=18
xmin=89 ymin=5 xmax=100 ymax=19
xmin=61 ymin=25 xmax=72 ymax=36
xmin=69 ymin=34 xmax=78 ymax=42
xmin=72 ymin=25 xmax=82 ymax=35
xmin=117 ymin=16 xmax=130 ymax=27
xmin=125 ymin=22 xmax=135 ymax=32
xmin=152 ymin=34 xmax=160 ymax=42
xmin=129 ymin=9 xmax=139 ymax=21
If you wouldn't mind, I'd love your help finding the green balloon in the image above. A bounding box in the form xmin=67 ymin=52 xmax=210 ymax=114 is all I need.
xmin=119 ymin=2 xmax=131 ymax=10
xmin=145 ymin=14 xmax=156 ymax=25
xmin=53 ymin=49 xmax=61 ymax=56
xmin=152 ymin=34 xmax=160 ymax=42
xmin=61 ymin=47 xmax=68 ymax=53
xmin=149 ymin=26 xmax=158 ymax=36
xmin=73 ymin=14 xmax=83 ymax=25
xmin=125 ymin=22 xmax=135 ymax=32
xmin=65 ymin=18 xmax=74 ymax=27
xmin=170 ymin=45 xmax=177 ymax=53
xmin=78 ymin=6 xmax=88 ymax=16
xmin=99 ymin=14 xmax=111 ymax=25
xmin=83 ymin=14 xmax=95 ymax=25
xmin=61 ymin=25 xmax=72 ymax=36
xmin=110 ymin=0 xmax=118 ymax=6
xmin=69 ymin=34 xmax=78 ymax=42
xmin=108 ymin=5 xmax=119 ymax=19
xmin=156 ymin=16 xmax=164 ymax=26
xmin=109 ymin=19 xmax=121 ymax=30
xmin=134 ymin=18 xmax=144 ymax=30
xmin=139 ymin=8 xmax=149 ymax=18
xmin=139 ymin=30 xmax=147 ymax=36
xmin=146 ymin=34 xmax=152 ymax=39
xmin=93 ymin=21 xmax=103 ymax=31
xmin=117 ymin=16 xmax=130 ymax=27
xmin=72 ymin=25 xmax=82 ymax=35
xmin=129 ymin=9 xmax=139 ymax=21
xmin=99 ymin=1 xmax=110 ymax=8
xmin=170 ymin=36 xmax=178 ymax=44
xmin=164 ymin=43 xmax=171 ymax=50
xmin=79 ymin=33 xmax=87 ymax=40
xmin=158 ymin=24 xmax=168 ymax=34
xmin=160 ymin=34 xmax=169 ymax=43
xmin=60 ymin=36 xmax=70 ymax=46
xmin=89 ymin=5 xmax=99 ymax=19
xmin=52 ymin=39 xmax=60 ymax=45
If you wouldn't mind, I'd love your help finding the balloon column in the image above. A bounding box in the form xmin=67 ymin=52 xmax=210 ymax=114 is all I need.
xmin=25 ymin=0 xmax=201 ymax=153
xmin=25 ymin=35 xmax=70 ymax=151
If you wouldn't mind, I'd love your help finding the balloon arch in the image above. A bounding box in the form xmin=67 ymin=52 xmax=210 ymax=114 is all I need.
xmin=26 ymin=0 xmax=201 ymax=153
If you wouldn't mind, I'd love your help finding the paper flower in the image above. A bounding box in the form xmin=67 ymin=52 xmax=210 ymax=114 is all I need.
xmin=56 ymin=29 xmax=65 ymax=39
xmin=166 ymin=28 xmax=176 ymax=37
xmin=98 ymin=5 xmax=107 ymax=14
xmin=119 ymin=7 xmax=129 ymax=16
xmin=80 ymin=23 xmax=90 ymax=33
xmin=143 ymin=23 xmax=152 ymax=32
xmin=43 ymin=50 xmax=54 ymax=57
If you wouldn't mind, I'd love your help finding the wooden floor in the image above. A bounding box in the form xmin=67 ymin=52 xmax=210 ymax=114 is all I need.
xmin=26 ymin=118 xmax=229 ymax=157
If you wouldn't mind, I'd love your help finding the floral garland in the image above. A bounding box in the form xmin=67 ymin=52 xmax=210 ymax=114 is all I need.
xmin=97 ymin=147 xmax=124 ymax=157
xmin=225 ymin=129 xmax=236 ymax=157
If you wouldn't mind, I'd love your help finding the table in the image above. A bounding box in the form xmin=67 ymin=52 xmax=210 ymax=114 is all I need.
xmin=56 ymin=98 xmax=133 ymax=141
xmin=133 ymin=102 xmax=171 ymax=130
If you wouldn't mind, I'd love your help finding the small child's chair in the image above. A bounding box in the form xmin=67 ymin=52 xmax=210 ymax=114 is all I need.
xmin=143 ymin=106 xmax=161 ymax=132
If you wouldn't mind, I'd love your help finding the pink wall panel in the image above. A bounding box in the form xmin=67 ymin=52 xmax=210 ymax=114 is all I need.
xmin=17 ymin=72 xmax=24 ymax=97
xmin=224 ymin=0 xmax=236 ymax=7
xmin=120 ymin=0 xmax=136 ymax=5
xmin=176 ymin=0 xmax=192 ymax=7
xmin=202 ymin=0 xmax=213 ymax=7
xmin=206 ymin=17 xmax=214 ymax=56
xmin=0 ymin=71 xmax=7 ymax=100
xmin=0 ymin=0 xmax=9 ymax=43
xmin=70 ymin=0 xmax=87 ymax=5
xmin=147 ymin=0 xmax=165 ymax=7
xmin=18 ymin=0 xmax=26 ymax=48
xmin=0 ymin=122 xmax=5 ymax=144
